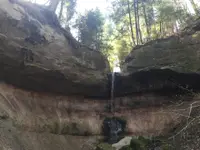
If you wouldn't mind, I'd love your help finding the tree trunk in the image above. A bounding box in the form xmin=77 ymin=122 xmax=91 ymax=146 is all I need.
xmin=133 ymin=0 xmax=139 ymax=45
xmin=160 ymin=21 xmax=162 ymax=37
xmin=49 ymin=0 xmax=60 ymax=12
xmin=59 ymin=0 xmax=64 ymax=21
xmin=136 ymin=0 xmax=143 ymax=44
xmin=127 ymin=0 xmax=135 ymax=46
xmin=142 ymin=0 xmax=150 ymax=41
xmin=149 ymin=0 xmax=155 ymax=37
xmin=189 ymin=0 xmax=199 ymax=14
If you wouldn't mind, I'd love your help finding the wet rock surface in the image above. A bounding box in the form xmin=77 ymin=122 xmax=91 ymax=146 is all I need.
xmin=114 ymin=69 xmax=200 ymax=97
xmin=102 ymin=117 xmax=126 ymax=144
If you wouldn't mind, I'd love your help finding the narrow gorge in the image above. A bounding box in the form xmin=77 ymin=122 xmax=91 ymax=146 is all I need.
xmin=0 ymin=0 xmax=200 ymax=150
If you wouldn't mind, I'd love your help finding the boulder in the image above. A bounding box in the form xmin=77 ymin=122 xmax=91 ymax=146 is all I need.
xmin=122 ymin=29 xmax=200 ymax=74
xmin=119 ymin=18 xmax=200 ymax=96
xmin=0 ymin=0 xmax=110 ymax=97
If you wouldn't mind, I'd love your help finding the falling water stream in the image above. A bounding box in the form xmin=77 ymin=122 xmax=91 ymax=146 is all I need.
xmin=103 ymin=71 xmax=125 ymax=144
xmin=110 ymin=71 xmax=115 ymax=113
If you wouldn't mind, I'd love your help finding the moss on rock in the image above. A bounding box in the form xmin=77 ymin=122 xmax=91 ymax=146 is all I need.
xmin=119 ymin=136 xmax=171 ymax=150
xmin=96 ymin=143 xmax=115 ymax=150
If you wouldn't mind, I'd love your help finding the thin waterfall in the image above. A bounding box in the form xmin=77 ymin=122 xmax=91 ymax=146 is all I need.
xmin=110 ymin=62 xmax=121 ymax=113
xmin=103 ymin=69 xmax=125 ymax=144
xmin=110 ymin=71 xmax=115 ymax=113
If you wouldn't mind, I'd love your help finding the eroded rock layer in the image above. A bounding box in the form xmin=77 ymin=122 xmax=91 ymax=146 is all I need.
xmin=0 ymin=82 xmax=199 ymax=149
xmin=0 ymin=82 xmax=195 ymax=136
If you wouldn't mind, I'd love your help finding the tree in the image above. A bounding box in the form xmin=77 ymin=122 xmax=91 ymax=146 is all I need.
xmin=108 ymin=0 xmax=196 ymax=64
xmin=75 ymin=9 xmax=105 ymax=50
xmin=59 ymin=0 xmax=65 ymax=20
xmin=23 ymin=0 xmax=200 ymax=67
xmin=127 ymin=0 xmax=135 ymax=45
xmin=24 ymin=0 xmax=76 ymax=28
xmin=133 ymin=0 xmax=139 ymax=45
xmin=142 ymin=0 xmax=150 ymax=40
xmin=136 ymin=0 xmax=143 ymax=44
xmin=58 ymin=0 xmax=77 ymax=28
xmin=48 ymin=0 xmax=60 ymax=12
xmin=189 ymin=0 xmax=199 ymax=14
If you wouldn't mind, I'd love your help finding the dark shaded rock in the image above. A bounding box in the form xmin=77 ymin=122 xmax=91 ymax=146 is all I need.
xmin=102 ymin=117 xmax=126 ymax=144
xmin=0 ymin=0 xmax=110 ymax=97
xmin=114 ymin=69 xmax=200 ymax=97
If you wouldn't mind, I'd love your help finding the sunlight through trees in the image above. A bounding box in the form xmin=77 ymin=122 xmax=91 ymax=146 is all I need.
xmin=23 ymin=0 xmax=200 ymax=69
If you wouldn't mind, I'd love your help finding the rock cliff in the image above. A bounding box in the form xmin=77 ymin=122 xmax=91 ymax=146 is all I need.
xmin=117 ymin=17 xmax=200 ymax=97
xmin=0 ymin=82 xmax=199 ymax=149
xmin=0 ymin=0 xmax=200 ymax=150
xmin=0 ymin=0 xmax=110 ymax=98
xmin=122 ymin=21 xmax=200 ymax=74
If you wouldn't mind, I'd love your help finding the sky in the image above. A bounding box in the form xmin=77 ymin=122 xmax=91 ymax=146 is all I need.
xmin=76 ymin=0 xmax=110 ymax=14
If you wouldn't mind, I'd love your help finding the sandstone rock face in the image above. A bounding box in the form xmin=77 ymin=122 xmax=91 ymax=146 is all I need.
xmin=0 ymin=0 xmax=110 ymax=97
xmin=122 ymin=20 xmax=200 ymax=74
xmin=118 ymin=18 xmax=200 ymax=96
xmin=0 ymin=82 xmax=199 ymax=149
xmin=0 ymin=83 xmax=193 ymax=136
xmin=0 ymin=124 xmax=100 ymax=150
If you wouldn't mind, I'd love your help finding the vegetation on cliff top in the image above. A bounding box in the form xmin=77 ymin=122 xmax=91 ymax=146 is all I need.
xmin=24 ymin=0 xmax=200 ymax=69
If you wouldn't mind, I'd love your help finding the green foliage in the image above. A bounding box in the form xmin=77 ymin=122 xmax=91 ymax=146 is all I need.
xmin=74 ymin=9 xmax=117 ymax=69
xmin=119 ymin=136 xmax=171 ymax=150
xmin=119 ymin=145 xmax=132 ymax=150
xmin=75 ymin=9 xmax=105 ymax=50
xmin=96 ymin=143 xmax=114 ymax=150
xmin=66 ymin=0 xmax=77 ymax=21
xmin=59 ymin=0 xmax=200 ymax=69
xmin=108 ymin=0 xmax=199 ymax=64
xmin=58 ymin=0 xmax=77 ymax=27
xmin=130 ymin=138 xmax=145 ymax=150
xmin=28 ymin=0 xmax=200 ymax=68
